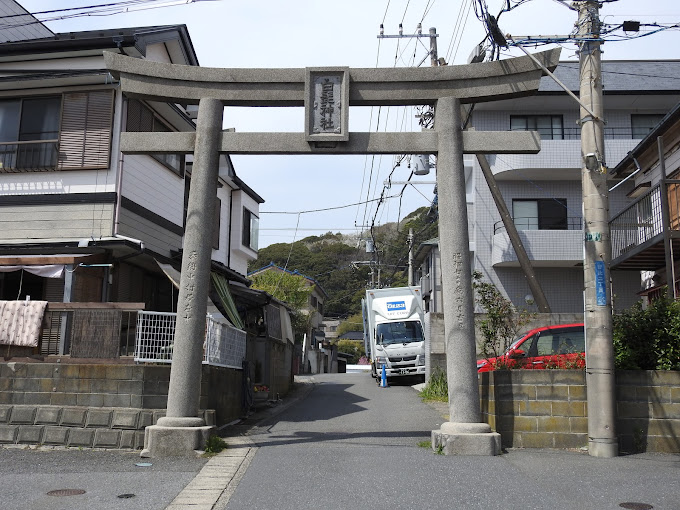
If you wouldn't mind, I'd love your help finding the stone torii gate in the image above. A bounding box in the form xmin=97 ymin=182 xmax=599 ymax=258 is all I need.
xmin=105 ymin=48 xmax=560 ymax=457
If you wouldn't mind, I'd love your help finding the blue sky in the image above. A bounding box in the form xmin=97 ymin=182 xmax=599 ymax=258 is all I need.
xmin=19 ymin=0 xmax=680 ymax=247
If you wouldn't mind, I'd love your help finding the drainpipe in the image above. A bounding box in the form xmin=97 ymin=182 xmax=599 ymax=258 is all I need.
xmin=228 ymin=186 xmax=235 ymax=269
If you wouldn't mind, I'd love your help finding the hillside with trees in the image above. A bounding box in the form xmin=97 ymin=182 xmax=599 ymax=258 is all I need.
xmin=248 ymin=206 xmax=438 ymax=319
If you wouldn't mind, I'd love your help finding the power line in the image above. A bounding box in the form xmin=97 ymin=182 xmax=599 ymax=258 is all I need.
xmin=261 ymin=193 xmax=403 ymax=215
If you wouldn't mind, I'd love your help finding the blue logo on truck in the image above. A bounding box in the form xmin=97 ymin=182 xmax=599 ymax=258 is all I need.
xmin=386 ymin=301 xmax=406 ymax=311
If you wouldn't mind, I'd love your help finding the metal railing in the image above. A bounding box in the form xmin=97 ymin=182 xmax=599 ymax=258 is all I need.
xmin=507 ymin=127 xmax=653 ymax=141
xmin=0 ymin=141 xmax=59 ymax=172
xmin=494 ymin=216 xmax=583 ymax=234
xmin=134 ymin=311 xmax=246 ymax=369
xmin=610 ymin=184 xmax=667 ymax=260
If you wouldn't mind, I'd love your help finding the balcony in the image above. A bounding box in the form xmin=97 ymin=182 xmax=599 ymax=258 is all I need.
xmin=492 ymin=217 xmax=583 ymax=267
xmin=484 ymin=128 xmax=641 ymax=180
xmin=610 ymin=183 xmax=680 ymax=271
xmin=0 ymin=141 xmax=59 ymax=172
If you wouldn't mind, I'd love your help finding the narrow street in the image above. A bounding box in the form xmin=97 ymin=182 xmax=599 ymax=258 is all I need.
xmin=221 ymin=373 xmax=680 ymax=510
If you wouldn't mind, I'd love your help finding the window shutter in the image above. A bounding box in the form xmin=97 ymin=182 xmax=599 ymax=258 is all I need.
xmin=57 ymin=90 xmax=114 ymax=170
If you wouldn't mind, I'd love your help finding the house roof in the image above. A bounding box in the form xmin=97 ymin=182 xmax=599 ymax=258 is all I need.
xmin=0 ymin=24 xmax=199 ymax=66
xmin=248 ymin=262 xmax=328 ymax=299
xmin=0 ymin=0 xmax=54 ymax=42
xmin=338 ymin=331 xmax=364 ymax=341
xmin=538 ymin=60 xmax=680 ymax=94
xmin=612 ymin=101 xmax=680 ymax=178
xmin=413 ymin=237 xmax=439 ymax=266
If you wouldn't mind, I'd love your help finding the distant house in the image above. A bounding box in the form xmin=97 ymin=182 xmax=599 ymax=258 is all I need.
xmin=248 ymin=262 xmax=335 ymax=373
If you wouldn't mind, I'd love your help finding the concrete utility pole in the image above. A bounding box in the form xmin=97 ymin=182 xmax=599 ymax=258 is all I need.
xmin=407 ymin=228 xmax=414 ymax=286
xmin=577 ymin=1 xmax=618 ymax=458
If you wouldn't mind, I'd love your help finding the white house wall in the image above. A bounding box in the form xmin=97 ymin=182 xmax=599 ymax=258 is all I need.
xmin=120 ymin=154 xmax=184 ymax=227
xmin=229 ymin=189 xmax=260 ymax=276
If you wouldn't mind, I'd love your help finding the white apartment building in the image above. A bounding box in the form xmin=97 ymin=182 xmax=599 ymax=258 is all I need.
xmin=417 ymin=59 xmax=680 ymax=314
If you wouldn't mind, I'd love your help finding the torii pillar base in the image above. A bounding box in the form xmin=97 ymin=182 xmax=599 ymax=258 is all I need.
xmin=141 ymin=417 xmax=214 ymax=458
xmin=432 ymin=422 xmax=501 ymax=456
xmin=140 ymin=418 xmax=215 ymax=458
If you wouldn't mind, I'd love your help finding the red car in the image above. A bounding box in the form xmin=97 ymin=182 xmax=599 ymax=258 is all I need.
xmin=477 ymin=323 xmax=585 ymax=372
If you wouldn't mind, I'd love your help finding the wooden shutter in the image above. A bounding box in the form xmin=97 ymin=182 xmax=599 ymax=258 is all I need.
xmin=57 ymin=90 xmax=114 ymax=170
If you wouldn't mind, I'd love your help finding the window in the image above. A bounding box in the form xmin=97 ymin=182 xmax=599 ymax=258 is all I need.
xmin=510 ymin=115 xmax=563 ymax=140
xmin=512 ymin=199 xmax=567 ymax=230
xmin=242 ymin=207 xmax=259 ymax=251
xmin=126 ymin=99 xmax=185 ymax=176
xmin=631 ymin=114 xmax=664 ymax=139
xmin=0 ymin=91 xmax=113 ymax=172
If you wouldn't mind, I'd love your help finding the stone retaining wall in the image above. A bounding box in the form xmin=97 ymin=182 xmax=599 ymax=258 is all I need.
xmin=0 ymin=405 xmax=215 ymax=449
xmin=479 ymin=370 xmax=680 ymax=453
xmin=0 ymin=361 xmax=243 ymax=449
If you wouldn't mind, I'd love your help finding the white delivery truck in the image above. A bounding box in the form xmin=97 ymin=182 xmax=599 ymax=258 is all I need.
xmin=362 ymin=286 xmax=426 ymax=382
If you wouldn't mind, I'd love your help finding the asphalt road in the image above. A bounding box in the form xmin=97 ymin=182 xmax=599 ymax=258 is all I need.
xmin=0 ymin=447 xmax=206 ymax=510
xmin=223 ymin=373 xmax=680 ymax=510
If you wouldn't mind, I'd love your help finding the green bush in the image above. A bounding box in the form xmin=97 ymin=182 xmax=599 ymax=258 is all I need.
xmin=204 ymin=435 xmax=228 ymax=455
xmin=336 ymin=339 xmax=365 ymax=364
xmin=420 ymin=367 xmax=448 ymax=402
xmin=613 ymin=294 xmax=680 ymax=371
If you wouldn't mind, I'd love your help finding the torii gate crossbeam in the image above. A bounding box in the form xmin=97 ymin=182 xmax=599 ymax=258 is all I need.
xmin=105 ymin=49 xmax=560 ymax=458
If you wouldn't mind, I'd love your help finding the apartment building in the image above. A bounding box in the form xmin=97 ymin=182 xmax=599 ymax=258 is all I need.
xmin=417 ymin=59 xmax=680 ymax=314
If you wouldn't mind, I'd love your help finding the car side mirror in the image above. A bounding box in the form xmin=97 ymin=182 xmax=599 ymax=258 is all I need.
xmin=507 ymin=348 xmax=525 ymax=358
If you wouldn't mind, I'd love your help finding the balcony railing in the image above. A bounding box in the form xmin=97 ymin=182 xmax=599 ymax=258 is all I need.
xmin=610 ymin=183 xmax=679 ymax=260
xmin=494 ymin=217 xmax=583 ymax=234
xmin=0 ymin=140 xmax=59 ymax=172
xmin=521 ymin=127 xmax=653 ymax=141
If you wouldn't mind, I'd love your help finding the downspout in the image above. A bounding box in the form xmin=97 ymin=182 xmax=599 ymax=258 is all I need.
xmin=228 ymin=186 xmax=235 ymax=269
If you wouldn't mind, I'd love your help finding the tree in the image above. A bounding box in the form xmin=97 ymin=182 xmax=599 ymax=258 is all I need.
xmin=472 ymin=271 xmax=534 ymax=360
xmin=336 ymin=339 xmax=366 ymax=364
xmin=337 ymin=312 xmax=364 ymax=337
xmin=250 ymin=270 xmax=314 ymax=341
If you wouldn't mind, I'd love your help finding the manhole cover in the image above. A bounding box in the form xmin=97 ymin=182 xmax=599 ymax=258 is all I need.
xmin=620 ymin=503 xmax=653 ymax=510
xmin=118 ymin=494 xmax=136 ymax=499
xmin=47 ymin=489 xmax=86 ymax=497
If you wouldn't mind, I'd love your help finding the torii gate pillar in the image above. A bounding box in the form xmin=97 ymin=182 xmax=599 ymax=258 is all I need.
xmin=432 ymin=97 xmax=500 ymax=455
xmin=141 ymin=98 xmax=223 ymax=457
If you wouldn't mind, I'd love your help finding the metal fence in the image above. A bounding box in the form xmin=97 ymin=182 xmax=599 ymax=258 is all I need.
xmin=134 ymin=311 xmax=246 ymax=369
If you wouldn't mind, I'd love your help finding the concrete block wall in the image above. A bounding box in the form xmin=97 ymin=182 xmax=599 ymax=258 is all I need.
xmin=479 ymin=369 xmax=680 ymax=453
xmin=0 ymin=362 xmax=244 ymax=449
xmin=616 ymin=370 xmax=680 ymax=453
xmin=0 ymin=405 xmax=215 ymax=449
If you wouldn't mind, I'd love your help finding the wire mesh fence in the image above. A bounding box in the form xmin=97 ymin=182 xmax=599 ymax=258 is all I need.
xmin=134 ymin=311 xmax=246 ymax=369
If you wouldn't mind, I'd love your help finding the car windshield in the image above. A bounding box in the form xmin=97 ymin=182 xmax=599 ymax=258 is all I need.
xmin=376 ymin=321 xmax=423 ymax=345
xmin=507 ymin=333 xmax=530 ymax=353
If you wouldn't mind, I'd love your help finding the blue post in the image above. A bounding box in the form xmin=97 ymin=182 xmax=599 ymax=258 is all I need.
xmin=381 ymin=364 xmax=388 ymax=388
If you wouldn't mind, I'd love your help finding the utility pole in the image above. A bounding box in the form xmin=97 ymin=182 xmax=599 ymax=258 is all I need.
xmin=408 ymin=228 xmax=414 ymax=285
xmin=577 ymin=1 xmax=618 ymax=458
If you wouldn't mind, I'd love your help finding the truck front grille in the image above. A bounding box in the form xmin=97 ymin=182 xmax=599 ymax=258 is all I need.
xmin=388 ymin=356 xmax=416 ymax=362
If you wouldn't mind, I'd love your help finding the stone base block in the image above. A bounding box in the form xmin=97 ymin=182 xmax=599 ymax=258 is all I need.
xmin=141 ymin=424 xmax=214 ymax=458
xmin=432 ymin=422 xmax=502 ymax=456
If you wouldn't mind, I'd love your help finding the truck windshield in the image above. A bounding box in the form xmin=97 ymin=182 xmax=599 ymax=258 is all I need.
xmin=376 ymin=321 xmax=423 ymax=345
